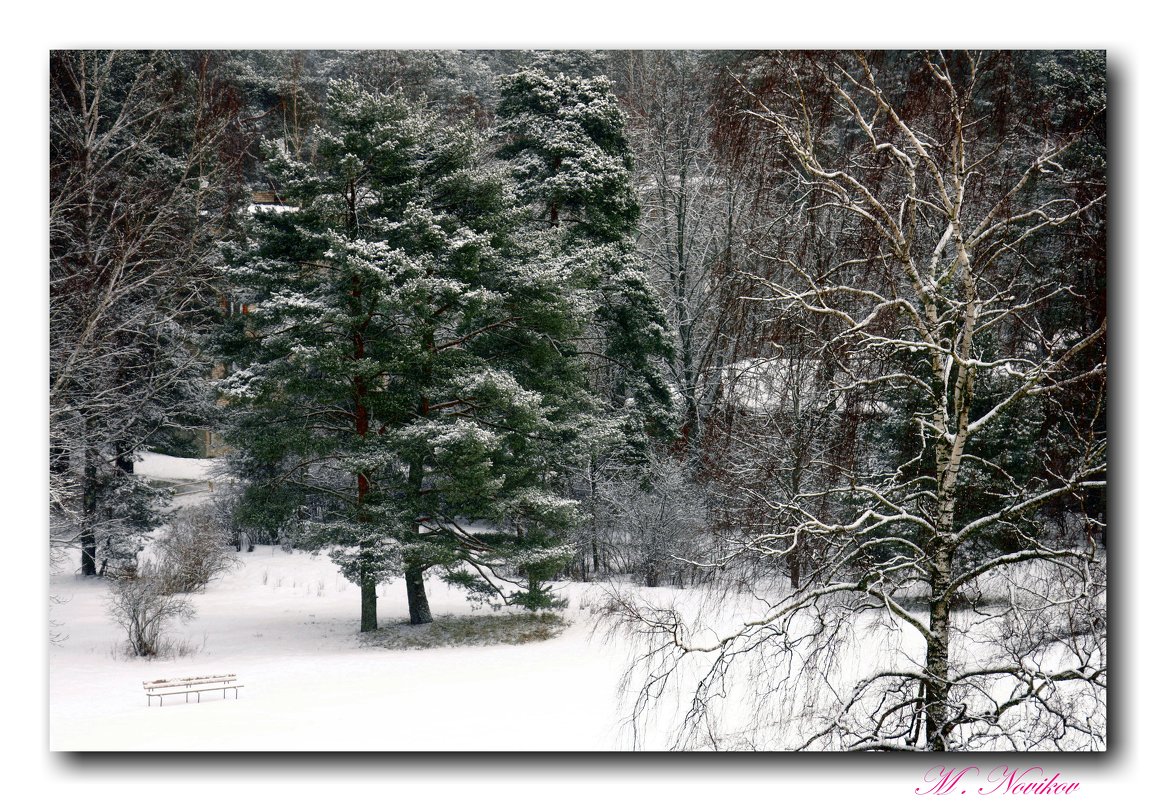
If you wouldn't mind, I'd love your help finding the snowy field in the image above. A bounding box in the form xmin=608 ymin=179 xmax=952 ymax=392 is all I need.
xmin=50 ymin=541 xmax=641 ymax=751
xmin=134 ymin=451 xmax=216 ymax=482
xmin=47 ymin=452 xmax=1109 ymax=756
xmin=47 ymin=453 xmax=723 ymax=752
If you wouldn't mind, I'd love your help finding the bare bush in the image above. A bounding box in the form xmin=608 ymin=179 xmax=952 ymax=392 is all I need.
xmin=154 ymin=507 xmax=238 ymax=594
xmin=105 ymin=508 xmax=236 ymax=658
xmin=107 ymin=567 xmax=195 ymax=658
xmin=602 ymin=457 xmax=711 ymax=587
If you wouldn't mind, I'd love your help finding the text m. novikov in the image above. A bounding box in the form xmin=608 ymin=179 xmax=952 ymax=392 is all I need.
xmin=916 ymin=766 xmax=1080 ymax=796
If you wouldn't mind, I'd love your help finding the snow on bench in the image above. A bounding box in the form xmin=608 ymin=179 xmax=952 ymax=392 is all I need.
xmin=143 ymin=674 xmax=243 ymax=707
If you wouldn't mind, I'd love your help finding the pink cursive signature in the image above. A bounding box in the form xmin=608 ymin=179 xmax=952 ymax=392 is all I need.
xmin=916 ymin=765 xmax=1080 ymax=796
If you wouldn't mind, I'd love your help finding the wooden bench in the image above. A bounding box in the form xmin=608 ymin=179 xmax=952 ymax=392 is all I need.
xmin=144 ymin=674 xmax=243 ymax=707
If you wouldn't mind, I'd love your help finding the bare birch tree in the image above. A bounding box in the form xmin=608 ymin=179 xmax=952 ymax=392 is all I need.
xmin=50 ymin=51 xmax=246 ymax=572
xmin=607 ymin=51 xmax=1106 ymax=752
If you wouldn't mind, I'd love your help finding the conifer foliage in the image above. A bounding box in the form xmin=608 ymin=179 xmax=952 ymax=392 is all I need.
xmin=496 ymin=70 xmax=673 ymax=440
xmin=222 ymin=81 xmax=589 ymax=629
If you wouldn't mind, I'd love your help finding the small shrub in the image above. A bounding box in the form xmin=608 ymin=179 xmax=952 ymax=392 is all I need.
xmin=106 ymin=508 xmax=236 ymax=658
xmin=154 ymin=507 xmax=238 ymax=594
xmin=106 ymin=566 xmax=195 ymax=658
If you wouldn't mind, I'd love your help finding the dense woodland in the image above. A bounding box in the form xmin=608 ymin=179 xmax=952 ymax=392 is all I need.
xmin=50 ymin=50 xmax=1106 ymax=751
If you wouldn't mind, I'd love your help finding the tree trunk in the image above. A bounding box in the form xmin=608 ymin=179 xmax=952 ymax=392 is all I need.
xmin=80 ymin=448 xmax=97 ymax=577
xmin=359 ymin=553 xmax=378 ymax=633
xmin=924 ymin=541 xmax=953 ymax=751
xmin=405 ymin=563 xmax=433 ymax=625
xmin=79 ymin=533 xmax=97 ymax=577
xmin=114 ymin=443 xmax=134 ymax=475
xmin=350 ymin=272 xmax=378 ymax=633
xmin=98 ymin=442 xmax=136 ymax=577
xmin=590 ymin=457 xmax=600 ymax=576
xmin=402 ymin=321 xmax=436 ymax=625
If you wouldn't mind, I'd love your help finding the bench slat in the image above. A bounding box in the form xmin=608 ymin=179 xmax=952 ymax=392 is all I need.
xmin=143 ymin=674 xmax=237 ymax=689
xmin=147 ymin=684 xmax=244 ymax=696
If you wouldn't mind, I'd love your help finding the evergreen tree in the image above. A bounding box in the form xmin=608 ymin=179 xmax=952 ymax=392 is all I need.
xmin=495 ymin=69 xmax=673 ymax=436
xmin=494 ymin=68 xmax=675 ymax=579
xmin=222 ymin=81 xmax=588 ymax=629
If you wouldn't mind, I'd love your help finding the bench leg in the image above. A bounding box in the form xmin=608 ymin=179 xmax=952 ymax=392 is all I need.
xmin=148 ymin=686 xmax=239 ymax=706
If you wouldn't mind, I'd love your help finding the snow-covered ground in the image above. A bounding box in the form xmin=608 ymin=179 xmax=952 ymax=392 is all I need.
xmin=50 ymin=453 xmax=725 ymax=752
xmin=133 ymin=451 xmax=217 ymax=482
xmin=49 ymin=456 xmax=1104 ymax=753
xmin=50 ymin=542 xmax=637 ymax=751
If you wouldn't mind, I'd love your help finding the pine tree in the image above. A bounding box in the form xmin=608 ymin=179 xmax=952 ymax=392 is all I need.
xmin=222 ymin=81 xmax=588 ymax=629
xmin=494 ymin=68 xmax=675 ymax=579
xmin=495 ymin=69 xmax=673 ymax=433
